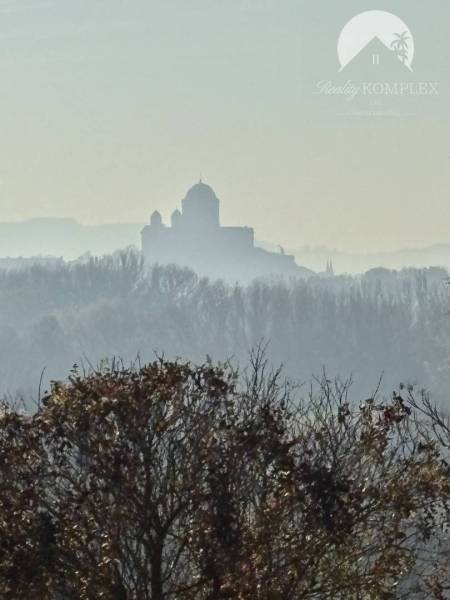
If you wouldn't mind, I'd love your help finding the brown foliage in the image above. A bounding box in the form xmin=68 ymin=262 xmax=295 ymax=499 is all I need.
xmin=0 ymin=355 xmax=449 ymax=599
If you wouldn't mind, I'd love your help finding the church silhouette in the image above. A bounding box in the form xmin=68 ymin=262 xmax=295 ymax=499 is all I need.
xmin=141 ymin=181 xmax=312 ymax=282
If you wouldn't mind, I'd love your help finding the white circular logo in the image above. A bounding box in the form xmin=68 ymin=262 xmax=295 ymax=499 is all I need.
xmin=338 ymin=10 xmax=414 ymax=72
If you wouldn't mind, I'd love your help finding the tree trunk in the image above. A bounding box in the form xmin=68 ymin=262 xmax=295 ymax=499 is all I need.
xmin=151 ymin=547 xmax=164 ymax=600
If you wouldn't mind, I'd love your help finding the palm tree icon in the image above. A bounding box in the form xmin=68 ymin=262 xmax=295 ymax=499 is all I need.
xmin=391 ymin=31 xmax=409 ymax=65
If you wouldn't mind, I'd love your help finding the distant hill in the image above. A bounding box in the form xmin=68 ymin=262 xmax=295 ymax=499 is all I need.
xmin=0 ymin=218 xmax=143 ymax=259
xmin=0 ymin=219 xmax=449 ymax=276
xmin=257 ymin=241 xmax=450 ymax=275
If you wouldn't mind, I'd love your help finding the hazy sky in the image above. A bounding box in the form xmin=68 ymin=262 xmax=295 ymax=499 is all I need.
xmin=0 ymin=0 xmax=448 ymax=252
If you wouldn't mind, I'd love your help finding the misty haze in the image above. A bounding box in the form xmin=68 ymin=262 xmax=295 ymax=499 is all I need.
xmin=1 ymin=1 xmax=450 ymax=598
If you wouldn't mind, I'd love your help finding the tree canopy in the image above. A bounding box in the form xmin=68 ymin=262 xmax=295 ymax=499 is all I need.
xmin=1 ymin=354 xmax=449 ymax=599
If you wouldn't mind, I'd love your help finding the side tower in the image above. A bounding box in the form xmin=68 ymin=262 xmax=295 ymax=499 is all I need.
xmin=141 ymin=211 xmax=168 ymax=262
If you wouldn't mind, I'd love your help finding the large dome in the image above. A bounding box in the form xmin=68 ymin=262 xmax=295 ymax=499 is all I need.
xmin=182 ymin=180 xmax=220 ymax=228
xmin=184 ymin=181 xmax=218 ymax=203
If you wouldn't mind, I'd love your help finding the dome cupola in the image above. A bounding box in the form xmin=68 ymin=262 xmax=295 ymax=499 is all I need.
xmin=181 ymin=180 xmax=220 ymax=229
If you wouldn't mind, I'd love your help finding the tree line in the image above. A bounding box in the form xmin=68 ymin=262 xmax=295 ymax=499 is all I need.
xmin=0 ymin=251 xmax=448 ymax=407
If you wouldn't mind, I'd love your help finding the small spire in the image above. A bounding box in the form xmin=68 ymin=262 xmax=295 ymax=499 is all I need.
xmin=326 ymin=259 xmax=334 ymax=276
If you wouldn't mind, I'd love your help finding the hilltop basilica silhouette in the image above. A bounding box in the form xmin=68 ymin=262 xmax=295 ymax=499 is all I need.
xmin=141 ymin=181 xmax=311 ymax=282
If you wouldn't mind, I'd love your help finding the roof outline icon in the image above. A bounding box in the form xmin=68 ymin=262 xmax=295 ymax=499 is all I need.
xmin=337 ymin=11 xmax=414 ymax=73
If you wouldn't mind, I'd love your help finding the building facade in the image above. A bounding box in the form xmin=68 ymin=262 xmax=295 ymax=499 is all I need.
xmin=141 ymin=181 xmax=310 ymax=282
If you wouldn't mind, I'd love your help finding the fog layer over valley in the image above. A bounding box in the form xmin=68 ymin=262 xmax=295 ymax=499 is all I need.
xmin=2 ymin=218 xmax=450 ymax=275
xmin=1 ymin=250 xmax=448 ymax=408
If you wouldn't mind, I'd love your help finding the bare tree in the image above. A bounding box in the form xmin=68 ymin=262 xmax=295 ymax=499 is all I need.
xmin=0 ymin=357 xmax=449 ymax=598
